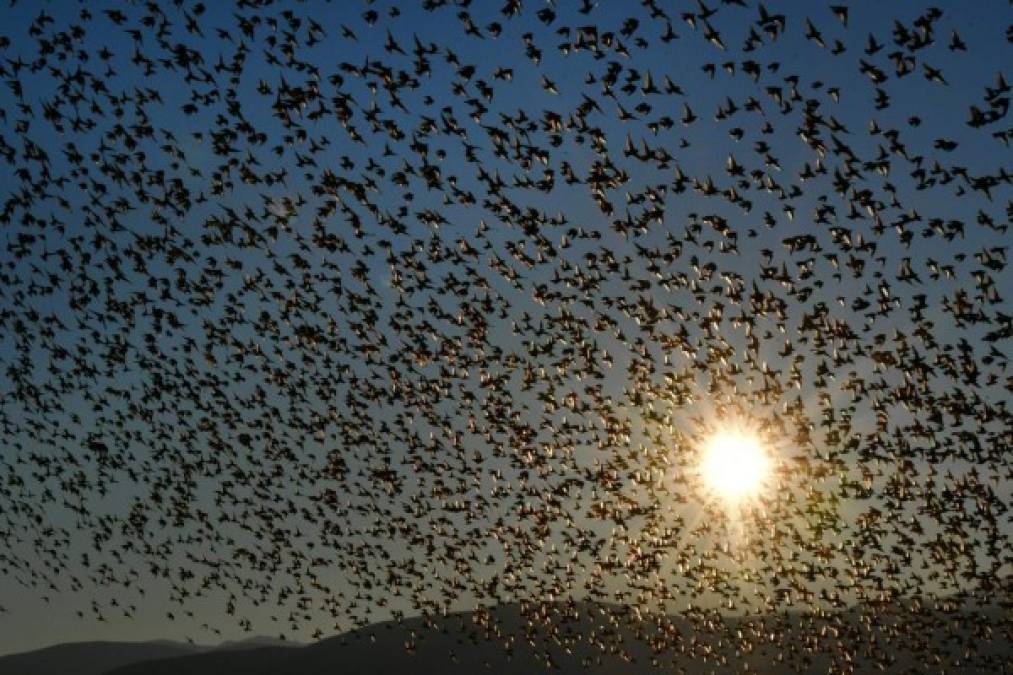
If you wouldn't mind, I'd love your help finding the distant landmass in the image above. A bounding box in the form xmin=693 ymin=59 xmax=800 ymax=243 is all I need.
xmin=0 ymin=636 xmax=301 ymax=675
xmin=0 ymin=640 xmax=204 ymax=675
xmin=4 ymin=601 xmax=1006 ymax=675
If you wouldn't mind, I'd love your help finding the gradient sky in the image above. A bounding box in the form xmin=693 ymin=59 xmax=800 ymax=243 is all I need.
xmin=0 ymin=0 xmax=1009 ymax=657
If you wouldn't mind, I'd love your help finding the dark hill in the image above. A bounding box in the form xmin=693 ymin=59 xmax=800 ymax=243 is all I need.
xmin=98 ymin=602 xmax=1010 ymax=675
xmin=0 ymin=640 xmax=206 ymax=675
xmin=0 ymin=635 xmax=304 ymax=675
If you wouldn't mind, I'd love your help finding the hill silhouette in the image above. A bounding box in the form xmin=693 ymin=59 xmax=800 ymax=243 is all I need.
xmin=0 ymin=636 xmax=303 ymax=675
xmin=93 ymin=601 xmax=1008 ymax=675
xmin=0 ymin=640 xmax=206 ymax=675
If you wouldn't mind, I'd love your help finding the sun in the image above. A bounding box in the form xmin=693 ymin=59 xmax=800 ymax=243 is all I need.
xmin=700 ymin=429 xmax=770 ymax=502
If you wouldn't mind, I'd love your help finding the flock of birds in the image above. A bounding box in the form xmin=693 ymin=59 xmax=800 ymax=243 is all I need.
xmin=0 ymin=0 xmax=1009 ymax=672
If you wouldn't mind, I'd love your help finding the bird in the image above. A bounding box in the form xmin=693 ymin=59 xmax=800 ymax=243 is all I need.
xmin=0 ymin=2 xmax=1007 ymax=674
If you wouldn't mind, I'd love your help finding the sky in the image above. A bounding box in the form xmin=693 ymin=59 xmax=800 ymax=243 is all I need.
xmin=0 ymin=0 xmax=1009 ymax=658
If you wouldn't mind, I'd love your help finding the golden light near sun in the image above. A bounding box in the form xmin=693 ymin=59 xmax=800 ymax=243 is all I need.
xmin=700 ymin=429 xmax=771 ymax=503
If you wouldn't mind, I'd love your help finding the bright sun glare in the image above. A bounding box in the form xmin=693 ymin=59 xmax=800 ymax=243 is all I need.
xmin=701 ymin=430 xmax=770 ymax=502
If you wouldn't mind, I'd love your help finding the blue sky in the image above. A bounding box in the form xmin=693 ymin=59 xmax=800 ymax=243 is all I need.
xmin=0 ymin=0 xmax=1009 ymax=656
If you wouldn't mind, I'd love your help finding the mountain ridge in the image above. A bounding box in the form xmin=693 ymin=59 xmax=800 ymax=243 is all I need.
xmin=97 ymin=601 xmax=1009 ymax=675
xmin=0 ymin=635 xmax=304 ymax=675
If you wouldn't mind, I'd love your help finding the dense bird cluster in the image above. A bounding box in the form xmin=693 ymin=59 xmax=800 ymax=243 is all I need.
xmin=0 ymin=1 xmax=1010 ymax=672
